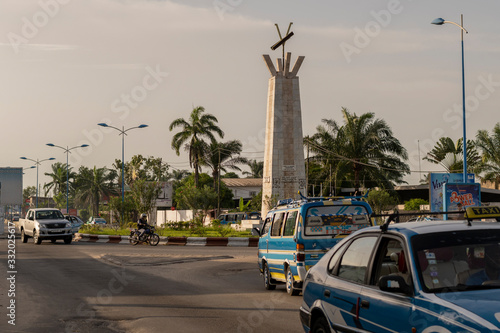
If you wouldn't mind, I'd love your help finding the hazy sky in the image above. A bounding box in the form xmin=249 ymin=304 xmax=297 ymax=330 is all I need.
xmin=1 ymin=0 xmax=500 ymax=191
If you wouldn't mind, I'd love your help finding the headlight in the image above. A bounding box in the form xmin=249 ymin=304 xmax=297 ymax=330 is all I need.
xmin=39 ymin=224 xmax=47 ymax=228
xmin=66 ymin=223 xmax=72 ymax=228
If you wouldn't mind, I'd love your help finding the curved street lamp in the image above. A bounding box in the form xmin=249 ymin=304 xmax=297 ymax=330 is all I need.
xmin=20 ymin=157 xmax=56 ymax=208
xmin=98 ymin=123 xmax=148 ymax=223
xmin=432 ymin=15 xmax=469 ymax=183
xmin=46 ymin=143 xmax=89 ymax=214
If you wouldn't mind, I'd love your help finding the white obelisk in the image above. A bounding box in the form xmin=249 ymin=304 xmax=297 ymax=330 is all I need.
xmin=261 ymin=52 xmax=306 ymax=217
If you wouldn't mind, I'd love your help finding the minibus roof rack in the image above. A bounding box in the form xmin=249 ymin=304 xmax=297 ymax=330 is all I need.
xmin=297 ymin=190 xmax=369 ymax=202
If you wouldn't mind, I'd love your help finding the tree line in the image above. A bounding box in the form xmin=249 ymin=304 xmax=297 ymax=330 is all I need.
xmin=25 ymin=105 xmax=500 ymax=223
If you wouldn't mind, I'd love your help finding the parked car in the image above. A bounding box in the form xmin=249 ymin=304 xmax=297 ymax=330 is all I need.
xmin=408 ymin=215 xmax=440 ymax=222
xmin=65 ymin=215 xmax=84 ymax=234
xmin=88 ymin=217 xmax=107 ymax=225
xmin=300 ymin=206 xmax=500 ymax=333
xmin=258 ymin=195 xmax=373 ymax=296
xmin=217 ymin=212 xmax=261 ymax=225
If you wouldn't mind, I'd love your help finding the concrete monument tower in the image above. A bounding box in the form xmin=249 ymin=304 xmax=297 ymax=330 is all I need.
xmin=261 ymin=29 xmax=306 ymax=217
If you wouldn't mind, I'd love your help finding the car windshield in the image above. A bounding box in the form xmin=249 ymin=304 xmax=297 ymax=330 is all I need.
xmin=304 ymin=205 xmax=371 ymax=236
xmin=412 ymin=229 xmax=500 ymax=292
xmin=36 ymin=210 xmax=64 ymax=220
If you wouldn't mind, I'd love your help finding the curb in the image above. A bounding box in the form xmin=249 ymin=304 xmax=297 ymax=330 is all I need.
xmin=74 ymin=233 xmax=259 ymax=247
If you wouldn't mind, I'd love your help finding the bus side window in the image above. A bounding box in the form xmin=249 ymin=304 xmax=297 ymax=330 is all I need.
xmin=271 ymin=212 xmax=286 ymax=237
xmin=283 ymin=211 xmax=298 ymax=236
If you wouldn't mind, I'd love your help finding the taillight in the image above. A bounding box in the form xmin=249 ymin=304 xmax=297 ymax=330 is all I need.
xmin=297 ymin=243 xmax=305 ymax=262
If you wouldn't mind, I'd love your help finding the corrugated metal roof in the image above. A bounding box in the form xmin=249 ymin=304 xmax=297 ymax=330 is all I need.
xmin=221 ymin=178 xmax=262 ymax=187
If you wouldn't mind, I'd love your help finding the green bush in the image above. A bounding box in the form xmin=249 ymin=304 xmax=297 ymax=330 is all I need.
xmin=404 ymin=198 xmax=429 ymax=211
xmin=214 ymin=225 xmax=233 ymax=237
xmin=162 ymin=221 xmax=192 ymax=230
xmin=79 ymin=223 xmax=256 ymax=238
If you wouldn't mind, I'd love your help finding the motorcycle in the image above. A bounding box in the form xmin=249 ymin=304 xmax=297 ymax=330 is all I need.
xmin=129 ymin=225 xmax=160 ymax=246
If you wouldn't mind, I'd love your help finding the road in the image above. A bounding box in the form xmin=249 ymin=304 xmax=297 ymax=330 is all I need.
xmin=0 ymin=239 xmax=303 ymax=333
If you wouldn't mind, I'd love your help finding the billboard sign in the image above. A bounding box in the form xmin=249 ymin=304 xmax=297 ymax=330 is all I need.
xmin=443 ymin=183 xmax=481 ymax=219
xmin=430 ymin=173 xmax=475 ymax=212
xmin=156 ymin=181 xmax=173 ymax=207
xmin=0 ymin=168 xmax=23 ymax=205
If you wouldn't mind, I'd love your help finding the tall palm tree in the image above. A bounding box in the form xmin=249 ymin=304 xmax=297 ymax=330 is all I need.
xmin=44 ymin=162 xmax=75 ymax=196
xmin=169 ymin=106 xmax=224 ymax=187
xmin=424 ymin=137 xmax=479 ymax=173
xmin=201 ymin=140 xmax=248 ymax=188
xmin=476 ymin=123 xmax=500 ymax=189
xmin=243 ymin=159 xmax=264 ymax=178
xmin=308 ymin=108 xmax=409 ymax=192
xmin=169 ymin=169 xmax=191 ymax=182
xmin=74 ymin=166 xmax=118 ymax=217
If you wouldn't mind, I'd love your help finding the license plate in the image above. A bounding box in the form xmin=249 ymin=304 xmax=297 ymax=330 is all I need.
xmin=52 ymin=229 xmax=62 ymax=233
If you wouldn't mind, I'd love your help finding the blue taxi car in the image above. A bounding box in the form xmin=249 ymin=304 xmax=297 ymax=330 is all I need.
xmin=300 ymin=206 xmax=500 ymax=333
xmin=258 ymin=196 xmax=373 ymax=296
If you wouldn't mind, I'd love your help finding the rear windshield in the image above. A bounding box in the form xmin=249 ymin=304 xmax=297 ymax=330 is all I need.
xmin=304 ymin=205 xmax=371 ymax=236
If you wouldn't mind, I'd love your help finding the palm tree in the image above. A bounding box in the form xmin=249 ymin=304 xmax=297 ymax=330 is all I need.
xmin=308 ymin=108 xmax=409 ymax=192
xmin=44 ymin=162 xmax=75 ymax=196
xmin=243 ymin=159 xmax=264 ymax=178
xmin=74 ymin=166 xmax=118 ymax=217
xmin=476 ymin=123 xmax=500 ymax=189
xmin=169 ymin=106 xmax=224 ymax=187
xmin=169 ymin=169 xmax=191 ymax=182
xmin=201 ymin=140 xmax=248 ymax=188
xmin=424 ymin=137 xmax=479 ymax=173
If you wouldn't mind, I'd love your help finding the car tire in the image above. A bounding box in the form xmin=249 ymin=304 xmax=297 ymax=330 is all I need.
xmin=33 ymin=231 xmax=42 ymax=245
xmin=21 ymin=229 xmax=28 ymax=243
xmin=311 ymin=316 xmax=330 ymax=333
xmin=286 ymin=267 xmax=300 ymax=296
xmin=149 ymin=234 xmax=160 ymax=246
xmin=64 ymin=237 xmax=72 ymax=244
xmin=263 ymin=262 xmax=276 ymax=290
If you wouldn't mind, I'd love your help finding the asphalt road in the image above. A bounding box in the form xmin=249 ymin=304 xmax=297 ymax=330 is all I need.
xmin=0 ymin=239 xmax=303 ymax=333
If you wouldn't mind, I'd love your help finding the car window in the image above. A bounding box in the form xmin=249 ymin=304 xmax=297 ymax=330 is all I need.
xmin=337 ymin=236 xmax=378 ymax=284
xmin=328 ymin=245 xmax=346 ymax=273
xmin=412 ymin=229 xmax=500 ymax=291
xmin=283 ymin=211 xmax=297 ymax=236
xmin=371 ymin=238 xmax=410 ymax=287
xmin=271 ymin=212 xmax=286 ymax=237
xmin=261 ymin=218 xmax=272 ymax=236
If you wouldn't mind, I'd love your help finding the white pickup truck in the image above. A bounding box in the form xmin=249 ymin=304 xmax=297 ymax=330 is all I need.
xmin=19 ymin=208 xmax=73 ymax=244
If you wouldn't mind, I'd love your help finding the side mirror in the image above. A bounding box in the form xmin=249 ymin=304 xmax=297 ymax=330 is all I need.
xmin=379 ymin=275 xmax=411 ymax=294
xmin=28 ymin=216 xmax=34 ymax=221
xmin=252 ymin=227 xmax=261 ymax=236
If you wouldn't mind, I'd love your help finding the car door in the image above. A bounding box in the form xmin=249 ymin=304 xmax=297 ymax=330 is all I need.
xmin=258 ymin=216 xmax=272 ymax=269
xmin=322 ymin=235 xmax=378 ymax=331
xmin=359 ymin=236 xmax=414 ymax=332
xmin=267 ymin=211 xmax=287 ymax=281
xmin=26 ymin=210 xmax=34 ymax=235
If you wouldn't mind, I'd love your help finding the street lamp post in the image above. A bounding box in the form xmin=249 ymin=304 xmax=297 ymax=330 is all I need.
xmin=432 ymin=15 xmax=469 ymax=183
xmin=46 ymin=143 xmax=89 ymax=214
xmin=97 ymin=123 xmax=148 ymax=223
xmin=20 ymin=157 xmax=56 ymax=208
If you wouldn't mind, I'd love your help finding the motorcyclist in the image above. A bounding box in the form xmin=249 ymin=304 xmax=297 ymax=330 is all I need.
xmin=137 ymin=213 xmax=150 ymax=239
